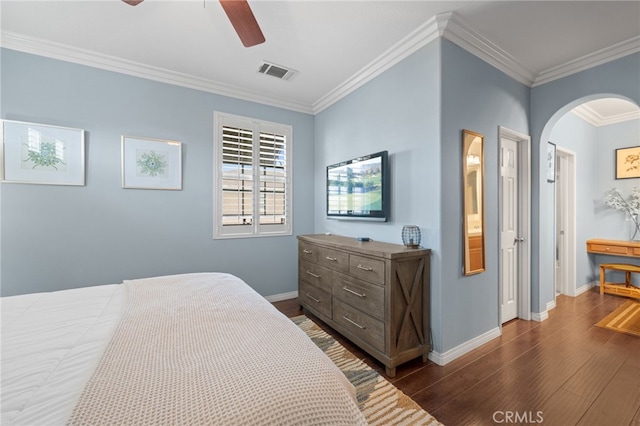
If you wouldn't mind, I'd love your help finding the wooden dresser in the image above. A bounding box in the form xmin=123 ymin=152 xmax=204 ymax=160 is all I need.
xmin=297 ymin=234 xmax=431 ymax=377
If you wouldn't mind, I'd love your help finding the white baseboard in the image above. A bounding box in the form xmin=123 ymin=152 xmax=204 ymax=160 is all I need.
xmin=532 ymin=299 xmax=556 ymax=322
xmin=531 ymin=311 xmax=548 ymax=322
xmin=575 ymin=281 xmax=596 ymax=296
xmin=265 ymin=290 xmax=298 ymax=303
xmin=428 ymin=326 xmax=501 ymax=366
xmin=546 ymin=299 xmax=556 ymax=311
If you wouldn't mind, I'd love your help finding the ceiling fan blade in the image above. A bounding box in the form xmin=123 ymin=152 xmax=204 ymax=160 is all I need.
xmin=122 ymin=0 xmax=144 ymax=5
xmin=219 ymin=0 xmax=265 ymax=47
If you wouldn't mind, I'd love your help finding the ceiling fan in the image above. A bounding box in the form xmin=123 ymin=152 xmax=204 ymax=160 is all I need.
xmin=122 ymin=0 xmax=265 ymax=48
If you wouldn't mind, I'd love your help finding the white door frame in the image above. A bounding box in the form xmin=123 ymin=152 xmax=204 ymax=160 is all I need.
xmin=555 ymin=147 xmax=577 ymax=297
xmin=499 ymin=126 xmax=531 ymax=321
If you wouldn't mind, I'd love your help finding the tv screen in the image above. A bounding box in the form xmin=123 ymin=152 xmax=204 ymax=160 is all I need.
xmin=326 ymin=151 xmax=389 ymax=221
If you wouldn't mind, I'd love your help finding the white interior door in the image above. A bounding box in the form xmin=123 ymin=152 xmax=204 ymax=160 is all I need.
xmin=554 ymin=148 xmax=577 ymax=297
xmin=500 ymin=138 xmax=519 ymax=323
xmin=555 ymin=155 xmax=564 ymax=295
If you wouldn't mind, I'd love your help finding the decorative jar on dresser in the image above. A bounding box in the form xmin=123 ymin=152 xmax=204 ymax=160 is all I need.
xmin=297 ymin=234 xmax=431 ymax=377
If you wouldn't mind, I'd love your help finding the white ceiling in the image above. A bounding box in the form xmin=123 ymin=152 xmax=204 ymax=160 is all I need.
xmin=1 ymin=0 xmax=640 ymax=117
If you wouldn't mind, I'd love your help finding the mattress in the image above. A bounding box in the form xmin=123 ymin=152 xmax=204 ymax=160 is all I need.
xmin=1 ymin=273 xmax=366 ymax=425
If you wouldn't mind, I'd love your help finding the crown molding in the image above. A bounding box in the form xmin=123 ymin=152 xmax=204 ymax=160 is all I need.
xmin=316 ymin=12 xmax=640 ymax=111
xmin=570 ymin=104 xmax=602 ymax=126
xmin=439 ymin=14 xmax=640 ymax=89
xmin=0 ymin=31 xmax=314 ymax=115
xmin=312 ymin=12 xmax=540 ymax=113
xmin=438 ymin=13 xmax=537 ymax=87
xmin=572 ymin=103 xmax=640 ymax=127
xmin=312 ymin=14 xmax=443 ymax=114
xmin=533 ymin=36 xmax=640 ymax=87
xmin=2 ymin=16 xmax=639 ymax=116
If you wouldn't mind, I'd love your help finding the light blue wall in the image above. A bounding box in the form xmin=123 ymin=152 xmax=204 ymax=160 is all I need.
xmin=531 ymin=53 xmax=640 ymax=312
xmin=439 ymin=40 xmax=529 ymax=352
xmin=314 ymin=39 xmax=531 ymax=355
xmin=314 ymin=40 xmax=443 ymax=345
xmin=592 ymin=119 xmax=640 ymax=286
xmin=3 ymin=41 xmax=639 ymax=360
xmin=551 ymin=115 xmax=640 ymax=285
xmin=0 ymin=48 xmax=316 ymax=297
xmin=314 ymin=41 xmax=441 ymax=244
xmin=548 ymin=112 xmax=598 ymax=286
xmin=593 ymin=119 xmax=640 ymax=240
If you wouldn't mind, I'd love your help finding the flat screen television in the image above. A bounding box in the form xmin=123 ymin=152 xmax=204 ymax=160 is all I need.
xmin=326 ymin=150 xmax=389 ymax=221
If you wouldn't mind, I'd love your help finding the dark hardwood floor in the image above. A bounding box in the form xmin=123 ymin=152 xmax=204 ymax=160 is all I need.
xmin=273 ymin=288 xmax=640 ymax=426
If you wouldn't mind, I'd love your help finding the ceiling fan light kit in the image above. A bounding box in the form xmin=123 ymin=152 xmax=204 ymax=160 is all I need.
xmin=122 ymin=0 xmax=265 ymax=48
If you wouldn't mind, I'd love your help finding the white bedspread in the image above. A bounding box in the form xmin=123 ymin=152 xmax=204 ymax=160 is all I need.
xmin=1 ymin=273 xmax=366 ymax=425
xmin=1 ymin=284 xmax=125 ymax=425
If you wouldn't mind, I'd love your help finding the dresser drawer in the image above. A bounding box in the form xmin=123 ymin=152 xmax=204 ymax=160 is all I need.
xmin=299 ymin=242 xmax=318 ymax=263
xmin=333 ymin=272 xmax=384 ymax=320
xmin=299 ymin=260 xmax=333 ymax=288
xmin=333 ymin=298 xmax=384 ymax=352
xmin=316 ymin=246 xmax=349 ymax=273
xmin=299 ymin=280 xmax=331 ymax=319
xmin=349 ymin=254 xmax=385 ymax=285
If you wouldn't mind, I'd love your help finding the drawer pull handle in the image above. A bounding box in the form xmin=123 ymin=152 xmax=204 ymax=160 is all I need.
xmin=342 ymin=286 xmax=366 ymax=298
xmin=306 ymin=271 xmax=321 ymax=279
xmin=343 ymin=316 xmax=366 ymax=329
xmin=325 ymin=256 xmax=338 ymax=261
xmin=357 ymin=264 xmax=373 ymax=272
xmin=306 ymin=293 xmax=321 ymax=303
xmin=303 ymin=249 xmax=313 ymax=254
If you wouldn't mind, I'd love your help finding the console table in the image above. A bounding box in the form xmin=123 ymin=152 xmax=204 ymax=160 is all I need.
xmin=297 ymin=234 xmax=431 ymax=377
xmin=586 ymin=239 xmax=640 ymax=299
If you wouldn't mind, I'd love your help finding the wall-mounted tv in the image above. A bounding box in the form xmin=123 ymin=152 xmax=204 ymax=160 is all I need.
xmin=326 ymin=150 xmax=389 ymax=221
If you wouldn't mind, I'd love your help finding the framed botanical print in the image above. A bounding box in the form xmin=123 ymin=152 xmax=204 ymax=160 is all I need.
xmin=1 ymin=119 xmax=85 ymax=185
xmin=615 ymin=146 xmax=640 ymax=179
xmin=546 ymin=141 xmax=556 ymax=183
xmin=121 ymin=135 xmax=182 ymax=190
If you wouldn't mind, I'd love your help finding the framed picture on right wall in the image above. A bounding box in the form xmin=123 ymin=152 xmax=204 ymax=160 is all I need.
xmin=615 ymin=146 xmax=640 ymax=179
xmin=546 ymin=141 xmax=556 ymax=182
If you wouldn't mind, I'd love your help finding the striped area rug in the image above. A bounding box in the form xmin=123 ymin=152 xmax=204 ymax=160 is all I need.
xmin=596 ymin=300 xmax=640 ymax=337
xmin=292 ymin=315 xmax=443 ymax=426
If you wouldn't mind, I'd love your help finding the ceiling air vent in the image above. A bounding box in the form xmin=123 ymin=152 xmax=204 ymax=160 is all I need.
xmin=258 ymin=61 xmax=297 ymax=81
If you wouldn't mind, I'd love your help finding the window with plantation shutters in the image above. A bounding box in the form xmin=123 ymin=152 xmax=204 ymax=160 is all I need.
xmin=214 ymin=112 xmax=292 ymax=238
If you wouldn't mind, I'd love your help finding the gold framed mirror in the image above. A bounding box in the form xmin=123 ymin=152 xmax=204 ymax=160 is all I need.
xmin=462 ymin=129 xmax=485 ymax=275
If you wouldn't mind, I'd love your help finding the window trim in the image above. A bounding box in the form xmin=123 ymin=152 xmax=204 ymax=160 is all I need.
xmin=213 ymin=111 xmax=292 ymax=239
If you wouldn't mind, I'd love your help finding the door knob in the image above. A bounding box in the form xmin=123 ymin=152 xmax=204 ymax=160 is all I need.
xmin=514 ymin=237 xmax=524 ymax=244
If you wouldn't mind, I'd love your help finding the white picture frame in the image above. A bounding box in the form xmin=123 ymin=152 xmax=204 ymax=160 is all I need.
xmin=1 ymin=119 xmax=85 ymax=186
xmin=546 ymin=141 xmax=556 ymax=183
xmin=121 ymin=135 xmax=182 ymax=190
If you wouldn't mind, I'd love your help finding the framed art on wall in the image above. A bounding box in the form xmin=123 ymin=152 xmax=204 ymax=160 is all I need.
xmin=615 ymin=146 xmax=640 ymax=179
xmin=121 ymin=135 xmax=182 ymax=190
xmin=1 ymin=119 xmax=85 ymax=186
xmin=546 ymin=141 xmax=556 ymax=183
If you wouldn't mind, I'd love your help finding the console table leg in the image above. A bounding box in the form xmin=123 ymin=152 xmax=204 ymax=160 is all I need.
xmin=600 ymin=265 xmax=605 ymax=295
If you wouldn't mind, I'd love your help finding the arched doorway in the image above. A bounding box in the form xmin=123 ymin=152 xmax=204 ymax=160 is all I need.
xmin=541 ymin=96 xmax=640 ymax=306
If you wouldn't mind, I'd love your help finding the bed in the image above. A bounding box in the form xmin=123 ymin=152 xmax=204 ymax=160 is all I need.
xmin=1 ymin=273 xmax=367 ymax=425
